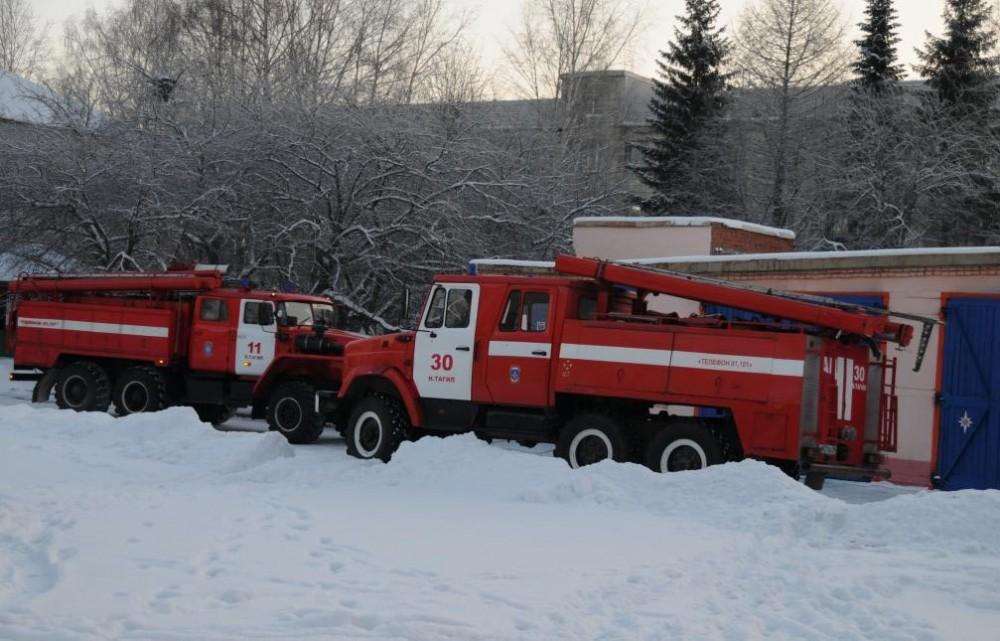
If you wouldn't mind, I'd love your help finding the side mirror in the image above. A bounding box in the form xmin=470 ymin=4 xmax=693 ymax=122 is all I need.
xmin=258 ymin=304 xmax=275 ymax=326
xmin=278 ymin=315 xmax=298 ymax=328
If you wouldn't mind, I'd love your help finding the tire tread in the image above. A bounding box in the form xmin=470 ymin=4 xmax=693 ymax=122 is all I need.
xmin=266 ymin=381 xmax=325 ymax=444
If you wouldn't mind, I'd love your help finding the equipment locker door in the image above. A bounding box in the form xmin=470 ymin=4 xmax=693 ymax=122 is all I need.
xmin=413 ymin=284 xmax=480 ymax=401
xmin=188 ymin=297 xmax=235 ymax=373
xmin=235 ymin=300 xmax=277 ymax=376
xmin=486 ymin=288 xmax=553 ymax=407
xmin=935 ymin=297 xmax=1000 ymax=490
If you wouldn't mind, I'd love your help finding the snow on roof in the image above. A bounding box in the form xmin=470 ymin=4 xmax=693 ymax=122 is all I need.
xmin=470 ymin=246 xmax=1000 ymax=275
xmin=573 ymin=216 xmax=797 ymax=240
xmin=627 ymin=245 xmax=1000 ymax=266
xmin=0 ymin=71 xmax=59 ymax=125
xmin=469 ymin=259 xmax=556 ymax=270
xmin=0 ymin=254 xmax=33 ymax=281
xmin=0 ymin=251 xmax=71 ymax=281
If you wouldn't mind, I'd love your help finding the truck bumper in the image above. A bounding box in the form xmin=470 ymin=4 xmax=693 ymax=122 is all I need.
xmin=803 ymin=463 xmax=892 ymax=490
xmin=9 ymin=370 xmax=43 ymax=382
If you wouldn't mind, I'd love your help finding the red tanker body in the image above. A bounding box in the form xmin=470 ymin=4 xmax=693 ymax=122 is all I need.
xmin=6 ymin=270 xmax=358 ymax=442
xmin=285 ymin=256 xmax=934 ymax=485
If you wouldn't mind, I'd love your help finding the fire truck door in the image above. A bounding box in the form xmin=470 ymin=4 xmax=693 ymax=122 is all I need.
xmin=486 ymin=288 xmax=553 ymax=406
xmin=413 ymin=284 xmax=480 ymax=401
xmin=235 ymin=300 xmax=277 ymax=376
xmin=189 ymin=297 xmax=235 ymax=373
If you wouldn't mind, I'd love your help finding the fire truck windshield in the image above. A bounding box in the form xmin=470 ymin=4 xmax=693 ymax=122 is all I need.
xmin=279 ymin=301 xmax=336 ymax=326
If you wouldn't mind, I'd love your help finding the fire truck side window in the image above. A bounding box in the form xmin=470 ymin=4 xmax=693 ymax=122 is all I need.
xmin=578 ymin=296 xmax=597 ymax=320
xmin=522 ymin=292 xmax=549 ymax=332
xmin=244 ymin=301 xmax=272 ymax=325
xmin=200 ymin=298 xmax=229 ymax=322
xmin=424 ymin=287 xmax=447 ymax=329
xmin=445 ymin=288 xmax=473 ymax=328
xmin=499 ymin=291 xmax=522 ymax=331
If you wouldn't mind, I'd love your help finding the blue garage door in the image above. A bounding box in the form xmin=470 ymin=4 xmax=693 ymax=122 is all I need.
xmin=936 ymin=298 xmax=1000 ymax=490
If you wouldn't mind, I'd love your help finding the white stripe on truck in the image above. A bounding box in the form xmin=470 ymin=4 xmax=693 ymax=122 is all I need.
xmin=17 ymin=317 xmax=169 ymax=338
xmin=559 ymin=343 xmax=803 ymax=377
xmin=488 ymin=341 xmax=552 ymax=358
xmin=559 ymin=343 xmax=672 ymax=366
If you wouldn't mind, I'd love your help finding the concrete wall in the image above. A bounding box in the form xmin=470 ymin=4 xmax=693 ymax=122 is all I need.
xmin=575 ymin=224 xmax=712 ymax=261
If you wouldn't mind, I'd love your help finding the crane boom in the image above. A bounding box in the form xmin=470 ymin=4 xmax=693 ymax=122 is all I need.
xmin=555 ymin=256 xmax=920 ymax=346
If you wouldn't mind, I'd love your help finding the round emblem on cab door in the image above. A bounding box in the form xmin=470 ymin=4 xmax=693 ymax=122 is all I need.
xmin=510 ymin=365 xmax=521 ymax=383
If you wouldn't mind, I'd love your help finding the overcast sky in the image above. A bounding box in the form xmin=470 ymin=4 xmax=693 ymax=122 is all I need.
xmin=30 ymin=0 xmax=949 ymax=82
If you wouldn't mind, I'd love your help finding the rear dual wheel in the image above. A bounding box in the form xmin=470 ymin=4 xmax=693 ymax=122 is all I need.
xmin=113 ymin=366 xmax=168 ymax=416
xmin=55 ymin=361 xmax=111 ymax=412
xmin=556 ymin=413 xmax=722 ymax=473
xmin=556 ymin=413 xmax=629 ymax=468
xmin=644 ymin=420 xmax=722 ymax=473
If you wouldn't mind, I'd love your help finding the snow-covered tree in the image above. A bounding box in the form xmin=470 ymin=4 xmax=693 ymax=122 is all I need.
xmin=0 ymin=0 xmax=631 ymax=332
xmin=853 ymin=0 xmax=904 ymax=95
xmin=917 ymin=0 xmax=999 ymax=115
xmin=503 ymin=0 xmax=642 ymax=103
xmin=734 ymin=0 xmax=851 ymax=230
xmin=633 ymin=0 xmax=730 ymax=214
xmin=0 ymin=0 xmax=48 ymax=77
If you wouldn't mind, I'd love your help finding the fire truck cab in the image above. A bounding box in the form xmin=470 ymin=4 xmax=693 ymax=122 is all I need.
xmin=319 ymin=256 xmax=928 ymax=482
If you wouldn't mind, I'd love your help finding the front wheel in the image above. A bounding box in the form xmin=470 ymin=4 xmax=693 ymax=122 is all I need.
xmin=266 ymin=381 xmax=325 ymax=444
xmin=644 ymin=420 xmax=722 ymax=473
xmin=556 ymin=413 xmax=629 ymax=469
xmin=345 ymin=395 xmax=408 ymax=462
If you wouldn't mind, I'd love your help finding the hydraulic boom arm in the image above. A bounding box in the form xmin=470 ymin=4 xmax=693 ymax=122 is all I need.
xmin=556 ymin=256 xmax=933 ymax=359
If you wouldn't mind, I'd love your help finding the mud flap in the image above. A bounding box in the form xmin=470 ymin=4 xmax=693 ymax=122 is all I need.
xmin=32 ymin=369 xmax=58 ymax=403
xmin=804 ymin=470 xmax=826 ymax=491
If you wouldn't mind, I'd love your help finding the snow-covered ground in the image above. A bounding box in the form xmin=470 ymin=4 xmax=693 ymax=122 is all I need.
xmin=1 ymin=359 xmax=999 ymax=641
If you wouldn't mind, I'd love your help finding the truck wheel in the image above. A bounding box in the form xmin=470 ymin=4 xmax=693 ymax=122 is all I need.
xmin=193 ymin=404 xmax=235 ymax=427
xmin=556 ymin=413 xmax=629 ymax=468
xmin=345 ymin=395 xmax=408 ymax=462
xmin=266 ymin=381 xmax=325 ymax=444
xmin=644 ymin=420 xmax=722 ymax=473
xmin=112 ymin=366 xmax=168 ymax=416
xmin=54 ymin=361 xmax=111 ymax=412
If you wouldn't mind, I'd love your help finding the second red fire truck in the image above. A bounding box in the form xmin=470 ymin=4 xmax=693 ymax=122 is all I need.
xmin=5 ymin=269 xmax=358 ymax=442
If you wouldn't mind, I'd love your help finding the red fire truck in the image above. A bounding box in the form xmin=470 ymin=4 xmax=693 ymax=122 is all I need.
xmin=5 ymin=269 xmax=358 ymax=442
xmin=278 ymin=256 xmax=934 ymax=483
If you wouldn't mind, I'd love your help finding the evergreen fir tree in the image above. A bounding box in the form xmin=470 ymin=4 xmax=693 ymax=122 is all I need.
xmin=853 ymin=0 xmax=904 ymax=94
xmin=917 ymin=0 xmax=999 ymax=114
xmin=633 ymin=0 xmax=730 ymax=212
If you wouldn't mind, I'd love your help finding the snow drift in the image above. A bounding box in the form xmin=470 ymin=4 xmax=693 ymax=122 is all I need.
xmin=0 ymin=403 xmax=998 ymax=641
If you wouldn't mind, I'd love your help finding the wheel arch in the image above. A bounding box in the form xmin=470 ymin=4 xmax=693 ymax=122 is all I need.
xmin=340 ymin=368 xmax=424 ymax=427
xmin=253 ymin=355 xmax=342 ymax=402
